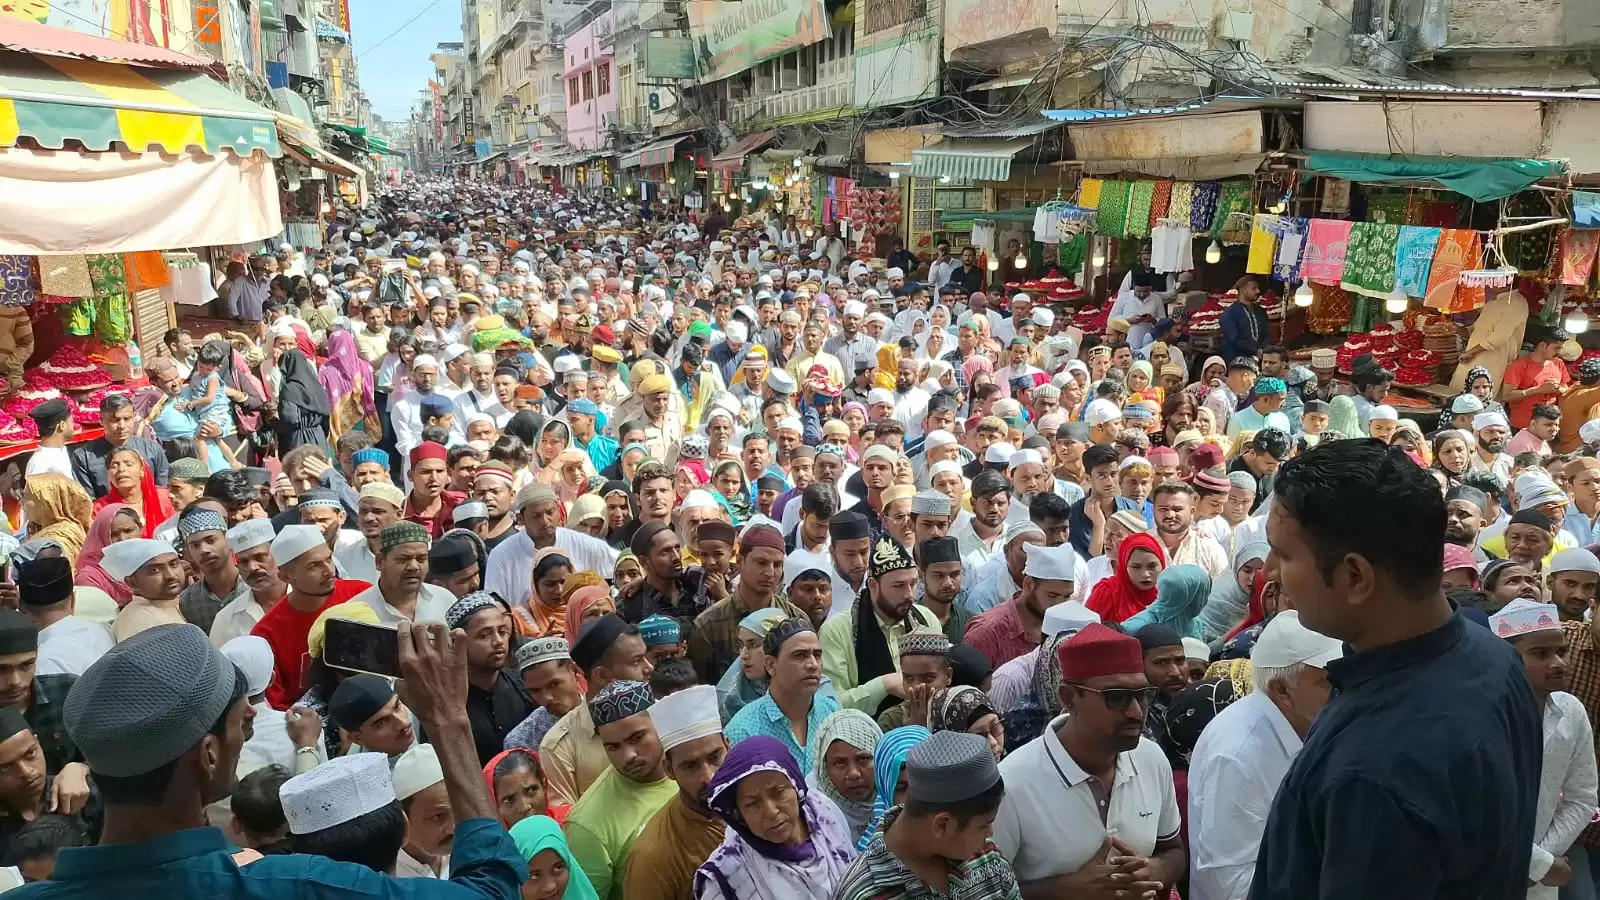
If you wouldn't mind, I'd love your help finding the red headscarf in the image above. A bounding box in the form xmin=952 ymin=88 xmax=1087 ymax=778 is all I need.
xmin=1224 ymin=570 xmax=1271 ymax=643
xmin=75 ymin=503 xmax=139 ymax=607
xmin=482 ymin=748 xmax=570 ymax=826
xmin=93 ymin=456 xmax=174 ymax=540
xmin=1085 ymin=532 xmax=1167 ymax=625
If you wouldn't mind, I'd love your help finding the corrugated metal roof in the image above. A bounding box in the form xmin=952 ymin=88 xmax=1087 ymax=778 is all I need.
xmin=939 ymin=117 xmax=1059 ymax=140
xmin=1043 ymin=100 xmax=1218 ymax=122
xmin=0 ymin=19 xmax=214 ymax=70
xmin=1263 ymin=80 xmax=1600 ymax=102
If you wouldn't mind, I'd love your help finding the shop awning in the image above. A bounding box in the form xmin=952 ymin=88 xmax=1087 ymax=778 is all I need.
xmin=0 ymin=53 xmax=279 ymax=156
xmin=0 ymin=18 xmax=216 ymax=70
xmin=911 ymin=137 xmax=1039 ymax=182
xmin=621 ymin=134 xmax=687 ymax=169
xmin=280 ymin=134 xmax=361 ymax=177
xmin=1304 ymin=150 xmax=1566 ymax=202
xmin=712 ymin=130 xmax=776 ymax=173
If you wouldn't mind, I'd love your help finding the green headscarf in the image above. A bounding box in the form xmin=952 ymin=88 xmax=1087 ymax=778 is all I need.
xmin=508 ymin=815 xmax=600 ymax=900
xmin=1327 ymin=395 xmax=1360 ymax=438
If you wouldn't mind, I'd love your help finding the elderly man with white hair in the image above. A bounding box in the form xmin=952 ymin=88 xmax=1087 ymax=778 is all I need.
xmin=1472 ymin=410 xmax=1515 ymax=483
xmin=1187 ymin=611 xmax=1343 ymax=900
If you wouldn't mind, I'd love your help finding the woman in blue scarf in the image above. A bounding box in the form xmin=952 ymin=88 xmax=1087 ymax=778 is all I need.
xmin=853 ymin=725 xmax=930 ymax=851
xmin=508 ymin=814 xmax=599 ymax=900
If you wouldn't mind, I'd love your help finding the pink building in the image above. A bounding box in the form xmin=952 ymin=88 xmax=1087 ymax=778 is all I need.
xmin=562 ymin=13 xmax=616 ymax=151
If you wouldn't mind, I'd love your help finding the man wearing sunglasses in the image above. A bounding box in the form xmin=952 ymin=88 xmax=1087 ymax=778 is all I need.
xmin=990 ymin=622 xmax=1185 ymax=898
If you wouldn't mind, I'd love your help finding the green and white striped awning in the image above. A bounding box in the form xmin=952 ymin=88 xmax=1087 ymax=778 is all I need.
xmin=621 ymin=134 xmax=687 ymax=169
xmin=910 ymin=137 xmax=1039 ymax=182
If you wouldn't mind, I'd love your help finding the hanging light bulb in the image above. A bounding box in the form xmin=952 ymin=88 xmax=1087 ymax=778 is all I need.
xmin=986 ymin=255 xmax=1000 ymax=272
xmin=1205 ymin=241 xmax=1222 ymax=264
xmin=667 ymin=175 xmax=676 ymax=185
xmin=1293 ymin=281 xmax=1314 ymax=308
xmin=888 ymin=171 xmax=900 ymax=180
xmin=938 ymin=175 xmax=951 ymax=184
xmin=1013 ymin=251 xmax=1027 ymax=269
xmin=1385 ymin=287 xmax=1409 ymax=315
xmin=1566 ymin=311 xmax=1592 ymax=334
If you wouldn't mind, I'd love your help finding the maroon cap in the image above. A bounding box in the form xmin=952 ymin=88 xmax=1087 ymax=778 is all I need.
xmin=1187 ymin=443 xmax=1225 ymax=472
xmin=1058 ymin=623 xmax=1144 ymax=681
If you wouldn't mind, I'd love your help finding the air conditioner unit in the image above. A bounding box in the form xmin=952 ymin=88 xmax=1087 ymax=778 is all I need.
xmin=600 ymin=111 xmax=618 ymax=128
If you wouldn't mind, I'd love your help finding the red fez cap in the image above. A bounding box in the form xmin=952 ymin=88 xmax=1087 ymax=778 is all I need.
xmin=409 ymin=442 xmax=449 ymax=467
xmin=1057 ymin=623 xmax=1144 ymax=681
xmin=739 ymin=523 xmax=785 ymax=554
xmin=593 ymin=324 xmax=616 ymax=344
xmin=1187 ymin=443 xmax=1225 ymax=472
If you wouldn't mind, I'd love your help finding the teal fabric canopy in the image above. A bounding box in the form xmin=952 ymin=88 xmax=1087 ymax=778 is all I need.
xmin=1305 ymin=151 xmax=1566 ymax=203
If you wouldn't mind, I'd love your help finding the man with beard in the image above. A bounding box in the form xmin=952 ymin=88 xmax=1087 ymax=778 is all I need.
xmin=892 ymin=359 xmax=931 ymax=442
xmin=824 ymin=301 xmax=878 ymax=375
xmin=350 ymin=448 xmax=392 ymax=489
xmin=209 ymin=518 xmax=287 ymax=647
xmin=1482 ymin=560 xmax=1542 ymax=610
xmin=467 ymin=462 xmax=518 ymax=552
xmin=685 ymin=524 xmax=798 ymax=684
xmin=328 ymin=674 xmax=416 ymax=758
xmin=625 ymin=684 xmax=728 ymax=900
xmin=824 ymin=511 xmax=872 ymax=618
xmin=505 ymin=637 xmax=586 ymax=751
xmin=965 ymin=540 xmax=1077 ymax=669
xmin=727 ymin=618 xmax=841 ymax=769
xmin=917 ymin=536 xmax=971 ymax=646
xmin=390 ymin=354 xmax=443 ymax=463
xmin=349 ymin=522 xmax=456 ymax=625
xmin=910 ymin=490 xmax=952 ymax=546
xmin=543 ymin=614 xmax=656 ymax=806
xmin=1150 ymin=483 xmax=1228 ymax=581
xmin=392 ymin=743 xmax=453 ymax=878
xmin=618 ymin=521 xmax=709 ymax=638
xmin=1005 ymin=450 xmax=1053 ymax=526
xmin=635 ymin=373 xmax=683 ymax=463
xmin=1132 ymin=624 xmax=1190 ymax=740
xmin=172 ymin=506 xmax=247 ymax=636
xmin=402 ymin=442 xmax=465 ymax=540
xmin=1472 ymin=411 xmax=1515 ymax=483
xmin=565 ymin=679 xmax=676 ymax=899
xmin=426 ymin=536 xmax=481 ymax=598
xmin=334 ymin=482 xmax=404 ymax=584
xmin=993 ymin=623 xmax=1184 ymax=892
xmin=821 ymin=537 xmax=929 ymax=715
xmin=952 ymin=470 xmax=1010 ymax=576
xmin=298 ymin=489 xmax=368 ymax=576
xmin=451 ymin=352 xmax=509 ymax=431
xmin=106 ymin=539 xmax=190 ymax=643
xmin=483 ymin=482 xmax=617 ymax=611
xmin=0 ymin=609 xmax=88 ymax=810
xmin=1504 ymin=509 xmax=1557 ymax=571
xmin=445 ymin=593 xmax=534 ymax=764
xmin=1545 ymin=549 xmax=1600 ymax=622
xmin=251 ymin=524 xmax=370 ymax=709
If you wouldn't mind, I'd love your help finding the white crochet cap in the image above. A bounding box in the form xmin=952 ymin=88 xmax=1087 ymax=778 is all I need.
xmin=101 ymin=539 xmax=177 ymax=580
xmin=220 ymin=635 xmax=274 ymax=697
xmin=281 ymin=752 xmax=396 ymax=834
xmin=391 ymin=742 xmax=444 ymax=800
xmin=648 ymin=684 xmax=722 ymax=752
xmin=226 ymin=518 xmax=275 ymax=554
xmin=271 ymin=524 xmax=325 ymax=566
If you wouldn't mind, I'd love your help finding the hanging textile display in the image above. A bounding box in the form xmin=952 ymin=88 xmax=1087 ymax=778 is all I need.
xmin=1394 ymin=226 xmax=1443 ymax=297
xmin=1301 ymin=219 xmax=1353 ymax=285
xmin=0 ymin=257 xmax=38 ymax=308
xmin=1339 ymin=222 xmax=1400 ymax=298
xmin=1271 ymin=217 xmax=1309 ymax=284
xmin=1057 ymin=232 xmax=1086 ymax=273
xmin=1428 ymin=229 xmax=1486 ymax=313
xmin=1365 ymin=193 xmax=1412 ymax=226
xmin=1561 ymin=230 xmax=1600 ymax=286
xmin=1245 ymin=214 xmax=1278 ymax=275
xmin=1096 ymin=181 xmax=1132 ymax=238
xmin=1148 ymin=180 xmax=1173 ymax=230
xmin=1168 ymin=181 xmax=1194 ymax=225
xmin=1189 ymin=182 xmax=1220 ymax=232
xmin=1503 ymin=193 xmax=1554 ymax=272
xmin=123 ymin=251 xmax=172 ymax=292
xmin=38 ymin=255 xmax=93 ymax=298
xmin=1126 ymin=181 xmax=1155 ymax=239
xmin=1307 ymin=283 xmax=1355 ymax=334
xmin=1078 ymin=178 xmax=1104 ymax=210
xmin=1150 ymin=223 xmax=1193 ymax=274
xmin=1210 ymin=181 xmax=1251 ymax=239
xmin=1349 ymin=293 xmax=1381 ymax=333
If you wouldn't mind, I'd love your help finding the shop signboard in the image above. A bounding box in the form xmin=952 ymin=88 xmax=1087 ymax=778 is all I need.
xmin=686 ymin=0 xmax=829 ymax=82
xmin=643 ymin=35 xmax=696 ymax=80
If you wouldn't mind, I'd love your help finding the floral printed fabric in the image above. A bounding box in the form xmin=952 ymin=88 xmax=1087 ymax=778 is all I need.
xmin=1126 ymin=181 xmax=1155 ymax=239
xmin=1308 ymin=283 xmax=1355 ymax=334
xmin=1168 ymin=181 xmax=1194 ymax=226
xmin=1211 ymin=181 xmax=1251 ymax=239
xmin=1339 ymin=222 xmax=1400 ymax=299
xmin=1301 ymin=219 xmax=1353 ymax=286
xmin=1078 ymin=178 xmax=1104 ymax=210
xmin=1560 ymin=229 xmax=1600 ymax=287
xmin=1424 ymin=228 xmax=1482 ymax=312
xmin=0 ymin=257 xmax=38 ymax=307
xmin=1190 ymin=182 xmax=1220 ymax=232
xmin=38 ymin=255 xmax=92 ymax=298
xmin=1394 ymin=226 xmax=1442 ymax=298
xmin=1148 ymin=180 xmax=1173 ymax=229
xmin=1097 ymin=181 xmax=1132 ymax=239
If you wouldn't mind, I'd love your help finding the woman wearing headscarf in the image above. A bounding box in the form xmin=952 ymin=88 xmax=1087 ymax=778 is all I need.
xmin=695 ymin=736 xmax=859 ymax=900
xmin=710 ymin=459 xmax=753 ymax=526
xmin=717 ymin=607 xmax=788 ymax=723
xmin=1001 ymin=632 xmax=1069 ymax=754
xmin=74 ymin=504 xmax=142 ymax=608
xmin=1326 ymin=394 xmax=1361 ymax=440
xmin=562 ymin=583 xmax=615 ymax=641
xmin=92 ymin=448 xmax=172 ymax=540
xmin=1196 ymin=542 xmax=1267 ymax=643
xmin=1085 ymin=531 xmax=1167 ymax=624
xmin=509 ymin=815 xmax=600 ymax=900
xmin=807 ymin=709 xmax=882 ymax=843
xmin=1432 ymin=429 xmax=1474 ymax=487
xmin=927 ymin=685 xmax=1004 ymax=761
xmin=320 ymin=328 xmax=379 ymax=435
xmin=1120 ymin=564 xmax=1213 ymax=639
xmin=483 ymin=748 xmax=571 ymax=828
xmin=272 ymin=348 xmax=332 ymax=454
xmin=854 ymin=725 xmax=930 ymax=851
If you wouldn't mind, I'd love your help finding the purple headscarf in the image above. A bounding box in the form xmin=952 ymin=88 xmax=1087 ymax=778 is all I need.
xmin=320 ymin=329 xmax=376 ymax=417
xmin=707 ymin=736 xmax=819 ymax=863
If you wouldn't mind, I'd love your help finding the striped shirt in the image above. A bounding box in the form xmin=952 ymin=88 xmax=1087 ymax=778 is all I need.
xmin=831 ymin=807 xmax=1021 ymax=900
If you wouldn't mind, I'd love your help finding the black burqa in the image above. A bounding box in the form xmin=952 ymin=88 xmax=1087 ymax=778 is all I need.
xmin=274 ymin=349 xmax=332 ymax=453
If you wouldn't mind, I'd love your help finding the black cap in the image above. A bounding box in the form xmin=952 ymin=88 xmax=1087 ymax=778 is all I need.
xmin=828 ymin=511 xmax=870 ymax=541
xmin=328 ymin=673 xmax=395 ymax=731
xmin=427 ymin=537 xmax=477 ymax=576
xmin=571 ymin=614 xmax=628 ymax=673
xmin=26 ymin=398 xmax=69 ymax=431
xmin=16 ymin=557 xmax=72 ymax=607
xmin=919 ymin=536 xmax=961 ymax=566
xmin=1227 ymin=357 xmax=1259 ymax=374
xmin=1302 ymin=399 xmax=1331 ymax=415
xmin=0 ymin=608 xmax=37 ymax=655
xmin=1056 ymin=422 xmax=1091 ymax=442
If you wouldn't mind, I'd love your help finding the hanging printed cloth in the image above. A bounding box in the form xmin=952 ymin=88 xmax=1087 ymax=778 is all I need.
xmin=1340 ymin=222 xmax=1400 ymax=298
xmin=1301 ymin=219 xmax=1353 ymax=285
xmin=1560 ymin=229 xmax=1600 ymax=286
xmin=87 ymin=254 xmax=128 ymax=297
xmin=1349 ymin=293 xmax=1381 ymax=333
xmin=1148 ymin=180 xmax=1173 ymax=230
xmin=1246 ymin=215 xmax=1278 ymax=274
xmin=1190 ymin=182 xmax=1220 ymax=232
xmin=1271 ymin=217 xmax=1309 ymax=284
xmin=93 ymin=293 xmax=131 ymax=344
xmin=1097 ymin=181 xmax=1132 ymax=238
xmin=1078 ymin=178 xmax=1104 ymax=210
xmin=38 ymin=256 xmax=93 ymax=298
xmin=1393 ymin=226 xmax=1442 ymax=297
xmin=1423 ymin=228 xmax=1477 ymax=311
xmin=1307 ymin=283 xmax=1355 ymax=334
xmin=123 ymin=251 xmax=171 ymax=291
xmin=1168 ymin=181 xmax=1194 ymax=225
xmin=1058 ymin=232 xmax=1087 ymax=273
xmin=1210 ymin=181 xmax=1251 ymax=239
xmin=0 ymin=257 xmax=38 ymax=308
xmin=1126 ymin=181 xmax=1155 ymax=239
xmin=1365 ymin=193 xmax=1410 ymax=226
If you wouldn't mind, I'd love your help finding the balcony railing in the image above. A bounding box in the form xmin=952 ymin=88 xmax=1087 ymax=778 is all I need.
xmin=728 ymin=65 xmax=851 ymax=124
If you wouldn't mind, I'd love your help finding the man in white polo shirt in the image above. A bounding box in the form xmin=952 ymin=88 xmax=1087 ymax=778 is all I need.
xmin=992 ymin=622 xmax=1184 ymax=895
xmin=1186 ymin=610 xmax=1342 ymax=900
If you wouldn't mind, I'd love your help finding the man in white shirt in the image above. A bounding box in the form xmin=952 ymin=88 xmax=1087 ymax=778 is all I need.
xmin=23 ymin=399 xmax=73 ymax=481
xmin=927 ymin=242 xmax=956 ymax=292
xmin=1187 ymin=611 xmax=1343 ymax=900
xmin=221 ymin=634 xmax=326 ymax=773
xmin=17 ymin=556 xmax=111 ymax=677
xmin=389 ymin=353 xmax=442 ymax=462
xmin=392 ymin=743 xmax=452 ymax=878
xmin=993 ymin=623 xmax=1185 ymax=891
xmin=1150 ymin=482 xmax=1230 ymax=581
xmin=210 ymin=518 xmax=289 ymax=647
xmin=450 ymin=352 xmax=508 ymax=436
xmin=336 ymin=482 xmax=405 ymax=584
xmin=348 ymin=521 xmax=456 ymax=625
xmin=483 ymin=483 xmax=617 ymax=610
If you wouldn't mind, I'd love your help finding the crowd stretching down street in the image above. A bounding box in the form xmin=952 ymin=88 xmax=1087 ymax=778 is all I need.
xmin=0 ymin=175 xmax=1592 ymax=900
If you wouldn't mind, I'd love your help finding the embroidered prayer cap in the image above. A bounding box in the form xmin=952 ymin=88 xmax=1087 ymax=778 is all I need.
xmin=475 ymin=462 xmax=516 ymax=487
xmin=1004 ymin=521 xmax=1045 ymax=548
xmin=861 ymin=444 xmax=899 ymax=466
xmin=762 ymin=616 xmax=816 ymax=657
xmin=1489 ymin=598 xmax=1563 ymax=641
xmin=898 ymin=631 xmax=951 ymax=659
xmin=380 ymin=521 xmax=431 ymax=554
xmin=869 ymin=537 xmax=916 ymax=580
xmin=281 ymin=753 xmax=396 ymax=835
xmin=445 ymin=591 xmax=503 ymax=630
xmin=297 ymin=489 xmax=342 ymax=511
xmin=1190 ymin=469 xmax=1231 ymax=494
xmin=649 ymin=683 xmax=721 ymax=752
xmin=359 ymin=482 xmax=406 ymax=510
xmin=102 ymin=539 xmax=180 ymax=581
xmin=982 ymin=442 xmax=1016 ymax=465
xmin=391 ymin=742 xmax=444 ymax=800
xmin=881 ymin=484 xmax=916 ymax=507
xmin=451 ymin=501 xmax=488 ymax=525
xmin=1448 ymin=395 xmax=1484 ymax=416
xmin=905 ymin=731 xmax=1000 ymax=803
xmin=168 ymin=457 xmax=211 ymax=482
xmin=696 ymin=519 xmax=737 ymax=546
xmin=64 ymin=623 xmax=239 ymax=777
xmin=638 ymin=614 xmax=681 ymax=647
xmin=1023 ymin=542 xmax=1080 ymax=583
xmin=924 ymin=430 xmax=957 ymax=451
xmin=226 ymin=518 xmax=276 ymax=554
xmin=911 ymin=491 xmax=952 ymax=517
xmin=589 ymin=679 xmax=655 ymax=727
xmin=516 ymin=636 xmax=571 ymax=671
xmin=1042 ymin=600 xmax=1100 ymax=637
xmin=514 ymin=482 xmax=559 ymax=511
xmin=1057 ymin=623 xmax=1144 ymax=681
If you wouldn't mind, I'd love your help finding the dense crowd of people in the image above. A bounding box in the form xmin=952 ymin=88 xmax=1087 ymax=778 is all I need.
xmin=0 ymin=176 xmax=1588 ymax=900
